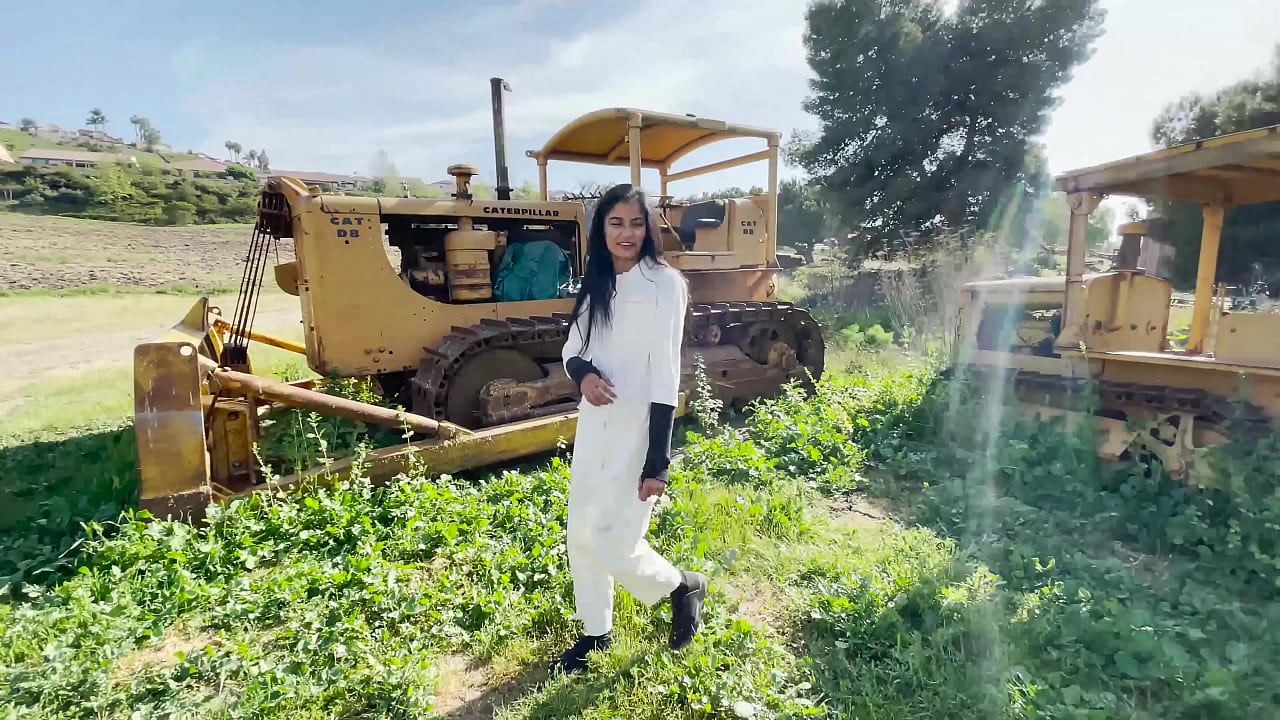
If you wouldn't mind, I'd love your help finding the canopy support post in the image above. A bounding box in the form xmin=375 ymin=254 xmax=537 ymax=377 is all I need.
xmin=1187 ymin=202 xmax=1226 ymax=355
xmin=767 ymin=135 xmax=780 ymax=255
xmin=1058 ymin=191 xmax=1102 ymax=351
xmin=628 ymin=112 xmax=642 ymax=187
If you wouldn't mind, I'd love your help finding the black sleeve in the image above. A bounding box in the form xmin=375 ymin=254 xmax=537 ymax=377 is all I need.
xmin=565 ymin=356 xmax=600 ymax=390
xmin=641 ymin=402 xmax=676 ymax=483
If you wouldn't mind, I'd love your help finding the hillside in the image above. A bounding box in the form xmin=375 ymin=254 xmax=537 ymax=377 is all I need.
xmin=0 ymin=127 xmax=198 ymax=169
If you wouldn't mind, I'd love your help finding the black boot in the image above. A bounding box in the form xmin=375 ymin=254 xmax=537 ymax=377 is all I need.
xmin=668 ymin=570 xmax=707 ymax=650
xmin=550 ymin=632 xmax=612 ymax=675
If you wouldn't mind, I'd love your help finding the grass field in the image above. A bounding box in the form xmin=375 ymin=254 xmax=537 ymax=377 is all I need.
xmin=0 ymin=289 xmax=305 ymax=438
xmin=4 ymin=217 xmax=1280 ymax=718
xmin=0 ymin=217 xmax=312 ymax=610
xmin=5 ymin=353 xmax=1280 ymax=719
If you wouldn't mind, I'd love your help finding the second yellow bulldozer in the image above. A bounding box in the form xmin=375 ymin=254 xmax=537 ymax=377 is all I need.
xmin=134 ymin=78 xmax=826 ymax=517
xmin=952 ymin=123 xmax=1280 ymax=484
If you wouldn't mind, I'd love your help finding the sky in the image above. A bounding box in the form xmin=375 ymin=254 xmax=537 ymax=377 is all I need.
xmin=2 ymin=0 xmax=1278 ymax=199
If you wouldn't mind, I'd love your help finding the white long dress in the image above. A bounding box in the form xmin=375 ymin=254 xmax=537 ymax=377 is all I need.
xmin=560 ymin=256 xmax=688 ymax=636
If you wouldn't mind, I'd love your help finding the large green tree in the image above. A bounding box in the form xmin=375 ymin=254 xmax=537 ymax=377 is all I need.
xmin=1149 ymin=44 xmax=1280 ymax=290
xmin=792 ymin=0 xmax=1105 ymax=258
xmin=777 ymin=178 xmax=831 ymax=264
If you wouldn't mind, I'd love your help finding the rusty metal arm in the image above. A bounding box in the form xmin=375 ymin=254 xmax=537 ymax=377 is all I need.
xmin=198 ymin=356 xmax=471 ymax=439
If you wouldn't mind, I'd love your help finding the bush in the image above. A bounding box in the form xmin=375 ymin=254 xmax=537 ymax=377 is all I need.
xmin=0 ymin=165 xmax=258 ymax=225
xmin=162 ymin=201 xmax=195 ymax=226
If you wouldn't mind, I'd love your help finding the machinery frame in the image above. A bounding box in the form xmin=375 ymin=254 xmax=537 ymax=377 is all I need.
xmin=133 ymin=89 xmax=819 ymax=520
xmin=955 ymin=124 xmax=1280 ymax=482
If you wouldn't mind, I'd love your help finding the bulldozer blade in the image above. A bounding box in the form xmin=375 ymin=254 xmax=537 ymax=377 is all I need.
xmin=134 ymin=341 xmax=212 ymax=520
xmin=165 ymin=297 xmax=222 ymax=356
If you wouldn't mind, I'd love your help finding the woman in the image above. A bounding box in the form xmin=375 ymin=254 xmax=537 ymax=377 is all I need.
xmin=552 ymin=183 xmax=708 ymax=675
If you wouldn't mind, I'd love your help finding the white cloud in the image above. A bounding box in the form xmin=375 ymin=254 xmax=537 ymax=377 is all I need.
xmin=176 ymin=0 xmax=817 ymax=194
xmin=1040 ymin=0 xmax=1280 ymax=175
xmin=181 ymin=0 xmax=1280 ymax=201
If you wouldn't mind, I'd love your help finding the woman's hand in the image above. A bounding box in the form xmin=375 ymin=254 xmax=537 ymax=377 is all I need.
xmin=581 ymin=372 xmax=616 ymax=406
xmin=638 ymin=477 xmax=667 ymax=501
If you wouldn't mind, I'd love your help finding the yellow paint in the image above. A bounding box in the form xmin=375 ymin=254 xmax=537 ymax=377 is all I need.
xmin=133 ymin=342 xmax=210 ymax=508
xmin=212 ymin=319 xmax=306 ymax=355
xmin=1215 ymin=314 xmax=1280 ymax=368
xmin=1081 ymin=273 xmax=1171 ymax=353
xmin=530 ymin=106 xmax=784 ymax=275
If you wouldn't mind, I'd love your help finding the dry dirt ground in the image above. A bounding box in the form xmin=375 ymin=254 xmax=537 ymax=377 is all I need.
xmin=0 ymin=214 xmax=306 ymax=434
xmin=0 ymin=213 xmax=295 ymax=292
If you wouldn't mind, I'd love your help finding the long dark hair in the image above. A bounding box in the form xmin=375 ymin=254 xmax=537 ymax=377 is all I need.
xmin=570 ymin=183 xmax=666 ymax=353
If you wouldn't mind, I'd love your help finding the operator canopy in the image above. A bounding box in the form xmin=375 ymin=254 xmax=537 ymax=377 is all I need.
xmin=1054 ymin=124 xmax=1280 ymax=208
xmin=527 ymin=108 xmax=779 ymax=170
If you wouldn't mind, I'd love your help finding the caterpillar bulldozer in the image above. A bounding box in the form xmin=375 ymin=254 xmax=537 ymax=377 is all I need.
xmin=953 ymin=123 xmax=1280 ymax=484
xmin=133 ymin=78 xmax=826 ymax=518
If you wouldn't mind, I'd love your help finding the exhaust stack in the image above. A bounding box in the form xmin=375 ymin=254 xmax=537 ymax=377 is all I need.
xmin=491 ymin=77 xmax=512 ymax=201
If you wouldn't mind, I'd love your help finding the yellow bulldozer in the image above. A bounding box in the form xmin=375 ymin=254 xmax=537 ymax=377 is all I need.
xmin=133 ymin=79 xmax=826 ymax=518
xmin=953 ymin=123 xmax=1280 ymax=483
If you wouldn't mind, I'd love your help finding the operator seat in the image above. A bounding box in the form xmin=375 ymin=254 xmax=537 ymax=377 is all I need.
xmin=677 ymin=199 xmax=726 ymax=250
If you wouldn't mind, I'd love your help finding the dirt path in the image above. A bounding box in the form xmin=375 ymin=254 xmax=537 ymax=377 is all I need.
xmin=0 ymin=215 xmax=315 ymax=433
xmin=0 ymin=293 xmax=302 ymax=397
xmin=0 ymin=291 xmax=304 ymax=436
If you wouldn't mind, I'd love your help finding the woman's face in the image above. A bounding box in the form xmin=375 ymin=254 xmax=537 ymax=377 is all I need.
xmin=603 ymin=199 xmax=647 ymax=261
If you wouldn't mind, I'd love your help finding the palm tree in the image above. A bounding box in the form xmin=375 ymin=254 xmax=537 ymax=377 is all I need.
xmin=86 ymin=108 xmax=106 ymax=133
xmin=245 ymin=149 xmax=258 ymax=167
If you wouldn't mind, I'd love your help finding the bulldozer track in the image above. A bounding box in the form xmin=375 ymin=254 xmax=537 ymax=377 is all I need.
xmin=1005 ymin=369 xmax=1273 ymax=432
xmin=409 ymin=300 xmax=825 ymax=427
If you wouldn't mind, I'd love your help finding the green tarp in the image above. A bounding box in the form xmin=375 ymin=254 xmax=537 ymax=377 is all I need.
xmin=492 ymin=239 xmax=572 ymax=302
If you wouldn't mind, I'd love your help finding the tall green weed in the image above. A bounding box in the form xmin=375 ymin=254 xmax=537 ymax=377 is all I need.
xmin=7 ymin=343 xmax=1280 ymax=719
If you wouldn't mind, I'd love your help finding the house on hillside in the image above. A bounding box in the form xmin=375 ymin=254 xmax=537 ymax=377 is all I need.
xmin=167 ymin=157 xmax=235 ymax=178
xmin=18 ymin=148 xmax=140 ymax=169
xmin=267 ymin=170 xmax=372 ymax=191
xmin=133 ymin=139 xmax=173 ymax=153
xmin=77 ymin=129 xmax=124 ymax=145
xmin=33 ymin=124 xmax=76 ymax=140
